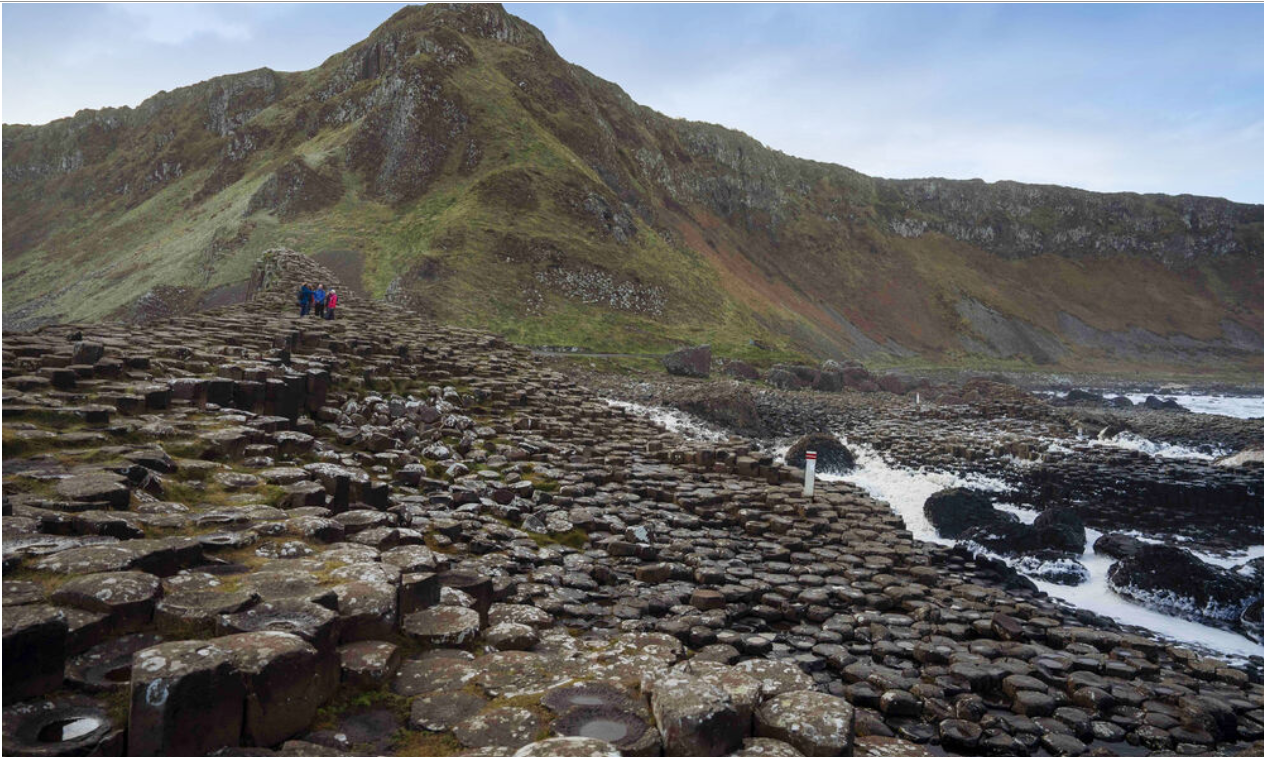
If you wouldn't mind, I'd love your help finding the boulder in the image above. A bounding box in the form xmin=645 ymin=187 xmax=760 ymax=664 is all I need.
xmin=785 ymin=434 xmax=855 ymax=475
xmin=922 ymin=488 xmax=1012 ymax=539
xmin=755 ymin=691 xmax=855 ymax=757
xmin=1093 ymin=532 xmax=1145 ymax=560
xmin=663 ymin=346 xmax=711 ymax=378
xmin=1107 ymin=544 xmax=1258 ymax=622
xmin=1031 ymin=508 xmax=1087 ymax=553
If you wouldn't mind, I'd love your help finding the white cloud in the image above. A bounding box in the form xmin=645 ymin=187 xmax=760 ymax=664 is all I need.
xmin=111 ymin=4 xmax=253 ymax=46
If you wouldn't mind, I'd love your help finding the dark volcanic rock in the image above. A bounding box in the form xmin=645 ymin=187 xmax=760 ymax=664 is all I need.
xmin=1107 ymin=544 xmax=1259 ymax=622
xmin=923 ymin=488 xmax=1013 ymax=539
xmin=1093 ymin=532 xmax=1144 ymax=560
xmin=785 ymin=433 xmax=855 ymax=474
xmin=663 ymin=346 xmax=711 ymax=378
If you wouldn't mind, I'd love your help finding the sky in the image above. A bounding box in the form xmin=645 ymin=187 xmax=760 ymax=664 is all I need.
xmin=3 ymin=3 xmax=1264 ymax=203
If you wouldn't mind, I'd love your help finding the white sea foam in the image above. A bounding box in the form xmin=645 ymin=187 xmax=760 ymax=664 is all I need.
xmin=1122 ymin=393 xmax=1264 ymax=420
xmin=603 ymin=399 xmax=728 ymax=442
xmin=814 ymin=441 xmax=1264 ymax=660
xmin=1088 ymin=431 xmax=1229 ymax=461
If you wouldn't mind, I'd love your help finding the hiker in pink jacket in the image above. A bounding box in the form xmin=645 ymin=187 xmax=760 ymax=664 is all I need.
xmin=325 ymin=290 xmax=338 ymax=320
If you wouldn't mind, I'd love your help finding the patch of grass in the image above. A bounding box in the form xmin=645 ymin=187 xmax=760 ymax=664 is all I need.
xmin=313 ymin=688 xmax=412 ymax=732
xmin=393 ymin=731 xmax=463 ymax=757
xmin=527 ymin=528 xmax=587 ymax=550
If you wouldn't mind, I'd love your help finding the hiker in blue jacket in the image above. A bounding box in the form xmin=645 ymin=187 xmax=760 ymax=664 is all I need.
xmin=298 ymin=283 xmax=313 ymax=317
xmin=313 ymin=284 xmax=327 ymax=318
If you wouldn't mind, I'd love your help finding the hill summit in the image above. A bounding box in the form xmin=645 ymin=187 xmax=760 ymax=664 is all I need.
xmin=5 ymin=3 xmax=1264 ymax=374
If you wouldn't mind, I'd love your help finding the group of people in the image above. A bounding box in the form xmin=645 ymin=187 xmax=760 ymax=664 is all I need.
xmin=297 ymin=283 xmax=338 ymax=319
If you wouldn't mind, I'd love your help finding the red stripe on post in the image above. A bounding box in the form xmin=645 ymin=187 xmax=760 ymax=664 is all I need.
xmin=806 ymin=452 xmax=817 ymax=459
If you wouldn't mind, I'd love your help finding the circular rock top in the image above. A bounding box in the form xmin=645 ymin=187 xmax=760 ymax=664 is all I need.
xmin=552 ymin=705 xmax=647 ymax=747
xmin=542 ymin=682 xmax=638 ymax=715
xmin=756 ymin=691 xmax=856 ymax=757
xmin=402 ymin=605 xmax=481 ymax=648
xmin=2 ymin=695 xmax=122 ymax=757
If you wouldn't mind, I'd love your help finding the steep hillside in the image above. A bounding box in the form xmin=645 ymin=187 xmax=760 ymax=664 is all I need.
xmin=5 ymin=3 xmax=1264 ymax=375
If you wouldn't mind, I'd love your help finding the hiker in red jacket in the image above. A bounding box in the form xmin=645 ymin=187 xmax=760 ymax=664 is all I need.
xmin=325 ymin=290 xmax=338 ymax=320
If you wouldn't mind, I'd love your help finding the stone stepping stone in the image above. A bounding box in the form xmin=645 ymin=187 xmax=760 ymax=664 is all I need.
xmin=452 ymin=706 xmax=540 ymax=749
xmin=32 ymin=537 xmax=202 ymax=577
xmin=402 ymin=605 xmax=481 ymax=647
xmin=755 ymin=691 xmax=855 ymax=757
xmin=733 ymin=658 xmax=816 ymax=699
xmin=409 ymin=690 xmax=487 ymax=732
xmin=392 ymin=656 xmax=479 ymax=696
xmin=51 ymin=571 xmax=161 ymax=635
xmin=55 ymin=473 xmax=130 ymax=509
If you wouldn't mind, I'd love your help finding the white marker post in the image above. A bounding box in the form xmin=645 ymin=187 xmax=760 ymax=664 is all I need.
xmin=803 ymin=450 xmax=817 ymax=499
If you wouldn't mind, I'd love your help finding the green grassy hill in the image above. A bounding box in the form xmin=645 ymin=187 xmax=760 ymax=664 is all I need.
xmin=5 ymin=4 xmax=1264 ymax=376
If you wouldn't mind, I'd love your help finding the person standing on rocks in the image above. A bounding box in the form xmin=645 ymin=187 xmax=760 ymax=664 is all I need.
xmin=297 ymin=282 xmax=313 ymax=317
xmin=325 ymin=290 xmax=338 ymax=320
xmin=313 ymin=284 xmax=327 ymax=318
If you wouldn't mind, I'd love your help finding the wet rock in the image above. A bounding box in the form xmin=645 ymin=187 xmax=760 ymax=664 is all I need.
xmin=1093 ymin=532 xmax=1144 ymax=560
xmin=923 ymin=488 xmax=1012 ymax=539
xmin=1 ymin=694 xmax=124 ymax=757
xmin=1107 ymin=543 xmax=1257 ymax=622
xmin=785 ymin=433 xmax=855 ymax=474
xmin=553 ymin=705 xmax=659 ymax=757
xmin=663 ymin=346 xmax=711 ymax=379
xmin=755 ymin=691 xmax=855 ymax=757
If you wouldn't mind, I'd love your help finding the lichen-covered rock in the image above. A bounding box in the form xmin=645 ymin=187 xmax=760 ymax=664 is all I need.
xmin=755 ymin=691 xmax=855 ymax=757
xmin=216 ymin=631 xmax=337 ymax=747
xmin=403 ymin=605 xmax=482 ymax=647
xmin=129 ymin=640 xmax=246 ymax=757
xmin=648 ymin=671 xmax=744 ymax=757
xmin=51 ymin=571 xmax=161 ymax=634
xmin=512 ymin=737 xmax=623 ymax=757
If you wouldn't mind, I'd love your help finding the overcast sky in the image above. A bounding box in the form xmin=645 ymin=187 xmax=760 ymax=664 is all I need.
xmin=4 ymin=3 xmax=1263 ymax=203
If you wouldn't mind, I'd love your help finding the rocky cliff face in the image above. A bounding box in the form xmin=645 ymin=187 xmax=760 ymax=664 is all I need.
xmin=5 ymin=3 xmax=1263 ymax=374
